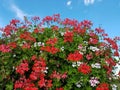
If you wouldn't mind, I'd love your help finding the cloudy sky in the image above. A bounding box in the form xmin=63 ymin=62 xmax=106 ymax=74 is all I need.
xmin=0 ymin=0 xmax=120 ymax=38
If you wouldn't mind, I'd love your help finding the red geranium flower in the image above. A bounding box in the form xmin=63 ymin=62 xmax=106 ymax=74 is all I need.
xmin=78 ymin=63 xmax=91 ymax=74
xmin=96 ymin=83 xmax=109 ymax=90
xmin=89 ymin=38 xmax=98 ymax=44
xmin=64 ymin=31 xmax=74 ymax=42
xmin=40 ymin=46 xmax=59 ymax=54
xmin=46 ymin=80 xmax=53 ymax=88
xmin=16 ymin=60 xmax=29 ymax=75
xmin=52 ymin=26 xmax=59 ymax=31
xmin=46 ymin=37 xmax=58 ymax=46
xmin=20 ymin=31 xmax=36 ymax=42
xmin=0 ymin=44 xmax=11 ymax=53
xmin=56 ymin=87 xmax=64 ymax=90
xmin=67 ymin=51 xmax=83 ymax=61
xmin=38 ymin=78 xmax=46 ymax=88
xmin=8 ymin=42 xmax=17 ymax=49
xmin=34 ymin=28 xmax=39 ymax=33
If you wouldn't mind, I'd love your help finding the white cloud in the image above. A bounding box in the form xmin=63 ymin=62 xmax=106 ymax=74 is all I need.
xmin=67 ymin=1 xmax=72 ymax=6
xmin=11 ymin=4 xmax=27 ymax=20
xmin=84 ymin=0 xmax=95 ymax=6
xmin=66 ymin=1 xmax=73 ymax=9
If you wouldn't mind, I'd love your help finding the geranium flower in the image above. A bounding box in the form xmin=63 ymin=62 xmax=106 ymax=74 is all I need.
xmin=78 ymin=63 xmax=91 ymax=74
xmin=0 ymin=44 xmax=11 ymax=52
xmin=96 ymin=83 xmax=109 ymax=90
xmin=91 ymin=63 xmax=101 ymax=69
xmin=67 ymin=51 xmax=83 ymax=61
xmin=64 ymin=31 xmax=74 ymax=42
xmin=16 ymin=60 xmax=29 ymax=75
xmin=89 ymin=77 xmax=100 ymax=87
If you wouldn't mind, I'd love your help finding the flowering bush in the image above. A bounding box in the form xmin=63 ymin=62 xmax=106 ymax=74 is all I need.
xmin=0 ymin=14 xmax=120 ymax=90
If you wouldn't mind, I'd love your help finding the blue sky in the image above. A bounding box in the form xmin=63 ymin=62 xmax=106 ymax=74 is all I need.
xmin=0 ymin=0 xmax=120 ymax=38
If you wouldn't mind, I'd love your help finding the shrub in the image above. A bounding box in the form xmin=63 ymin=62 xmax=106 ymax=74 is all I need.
xmin=0 ymin=14 xmax=120 ymax=90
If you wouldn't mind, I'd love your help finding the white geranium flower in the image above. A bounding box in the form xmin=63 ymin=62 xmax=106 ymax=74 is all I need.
xmin=82 ymin=46 xmax=87 ymax=52
xmin=34 ymin=42 xmax=44 ymax=47
xmin=91 ymin=63 xmax=101 ymax=68
xmin=79 ymin=51 xmax=83 ymax=55
xmin=13 ymin=66 xmax=15 ymax=70
xmin=61 ymin=46 xmax=64 ymax=51
xmin=43 ymin=70 xmax=48 ymax=73
xmin=112 ymin=75 xmax=119 ymax=79
xmin=111 ymin=84 xmax=117 ymax=90
xmin=42 ymin=42 xmax=44 ymax=46
xmin=15 ymin=37 xmax=19 ymax=41
xmin=46 ymin=67 xmax=49 ymax=69
xmin=77 ymin=61 xmax=83 ymax=66
xmin=38 ymin=42 xmax=42 ymax=46
xmin=84 ymin=41 xmax=88 ymax=44
xmin=40 ymin=51 xmax=42 ymax=53
xmin=19 ymin=44 xmax=23 ymax=46
xmin=89 ymin=46 xmax=99 ymax=52
xmin=94 ymin=63 xmax=101 ymax=68
xmin=76 ymin=84 xmax=81 ymax=88
xmin=13 ymin=54 xmax=16 ymax=57
xmin=34 ymin=42 xmax=37 ymax=47
xmin=91 ymin=64 xmax=95 ymax=68
xmin=72 ymin=62 xmax=77 ymax=67
xmin=75 ymin=81 xmax=82 ymax=88
xmin=60 ymin=32 xmax=65 ymax=36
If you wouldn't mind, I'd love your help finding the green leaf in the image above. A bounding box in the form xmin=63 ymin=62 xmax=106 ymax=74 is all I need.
xmin=86 ymin=86 xmax=92 ymax=90
xmin=5 ymin=81 xmax=13 ymax=90
xmin=0 ymin=75 xmax=3 ymax=82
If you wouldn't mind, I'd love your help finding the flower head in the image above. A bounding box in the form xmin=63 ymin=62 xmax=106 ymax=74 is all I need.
xmin=96 ymin=83 xmax=109 ymax=90
xmin=78 ymin=63 xmax=91 ymax=74
xmin=89 ymin=77 xmax=99 ymax=87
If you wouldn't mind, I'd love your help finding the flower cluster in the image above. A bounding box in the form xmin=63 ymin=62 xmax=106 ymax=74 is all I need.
xmin=67 ymin=51 xmax=83 ymax=61
xmin=78 ymin=63 xmax=91 ymax=74
xmin=96 ymin=83 xmax=109 ymax=90
xmin=0 ymin=14 xmax=120 ymax=90
xmin=16 ymin=60 xmax=29 ymax=75
xmin=89 ymin=77 xmax=100 ymax=87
